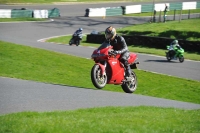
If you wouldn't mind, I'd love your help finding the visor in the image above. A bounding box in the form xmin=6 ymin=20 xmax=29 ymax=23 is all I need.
xmin=105 ymin=34 xmax=112 ymax=40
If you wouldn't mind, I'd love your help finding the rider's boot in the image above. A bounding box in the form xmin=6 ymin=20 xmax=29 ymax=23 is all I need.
xmin=173 ymin=50 xmax=178 ymax=59
xmin=125 ymin=65 xmax=133 ymax=81
xmin=124 ymin=61 xmax=132 ymax=79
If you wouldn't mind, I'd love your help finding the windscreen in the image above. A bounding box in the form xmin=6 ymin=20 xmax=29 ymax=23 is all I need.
xmin=98 ymin=42 xmax=111 ymax=50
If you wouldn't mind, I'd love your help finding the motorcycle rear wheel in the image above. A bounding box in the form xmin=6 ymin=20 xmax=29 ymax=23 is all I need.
xmin=121 ymin=71 xmax=137 ymax=93
xmin=91 ymin=64 xmax=107 ymax=89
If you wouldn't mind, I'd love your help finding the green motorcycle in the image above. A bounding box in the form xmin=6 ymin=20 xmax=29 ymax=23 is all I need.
xmin=166 ymin=45 xmax=184 ymax=63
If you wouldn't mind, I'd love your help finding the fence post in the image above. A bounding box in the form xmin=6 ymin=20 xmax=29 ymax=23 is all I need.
xmin=159 ymin=10 xmax=161 ymax=22
xmin=173 ymin=9 xmax=176 ymax=21
xmin=153 ymin=10 xmax=156 ymax=22
xmin=179 ymin=10 xmax=182 ymax=22
xmin=188 ymin=9 xmax=190 ymax=19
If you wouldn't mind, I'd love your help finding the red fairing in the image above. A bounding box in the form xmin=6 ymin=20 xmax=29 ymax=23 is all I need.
xmin=128 ymin=53 xmax=137 ymax=64
xmin=107 ymin=58 xmax=125 ymax=84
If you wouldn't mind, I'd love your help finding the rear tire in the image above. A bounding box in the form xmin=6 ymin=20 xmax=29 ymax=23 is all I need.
xmin=121 ymin=71 xmax=137 ymax=93
xmin=91 ymin=64 xmax=107 ymax=89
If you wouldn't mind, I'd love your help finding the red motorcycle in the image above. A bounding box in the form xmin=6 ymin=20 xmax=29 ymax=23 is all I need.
xmin=91 ymin=42 xmax=139 ymax=93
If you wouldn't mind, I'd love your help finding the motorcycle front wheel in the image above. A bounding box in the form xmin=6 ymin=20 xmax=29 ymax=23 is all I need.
xmin=69 ymin=39 xmax=73 ymax=45
xmin=179 ymin=55 xmax=184 ymax=63
xmin=166 ymin=52 xmax=171 ymax=61
xmin=91 ymin=64 xmax=107 ymax=89
xmin=121 ymin=71 xmax=137 ymax=93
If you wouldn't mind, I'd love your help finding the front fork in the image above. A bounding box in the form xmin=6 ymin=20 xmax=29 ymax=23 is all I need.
xmin=96 ymin=61 xmax=107 ymax=76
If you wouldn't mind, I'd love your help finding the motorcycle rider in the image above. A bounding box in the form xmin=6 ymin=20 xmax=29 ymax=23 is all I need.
xmin=74 ymin=27 xmax=83 ymax=35
xmin=72 ymin=28 xmax=83 ymax=46
xmin=104 ymin=26 xmax=132 ymax=78
xmin=169 ymin=39 xmax=181 ymax=59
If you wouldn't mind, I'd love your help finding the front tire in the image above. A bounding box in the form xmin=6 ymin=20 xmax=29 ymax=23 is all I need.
xmin=121 ymin=71 xmax=137 ymax=93
xmin=179 ymin=56 xmax=184 ymax=63
xmin=91 ymin=64 xmax=107 ymax=89
xmin=166 ymin=52 xmax=171 ymax=61
xmin=69 ymin=39 xmax=73 ymax=45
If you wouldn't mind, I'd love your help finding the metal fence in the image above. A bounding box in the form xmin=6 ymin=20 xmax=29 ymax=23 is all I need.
xmin=150 ymin=9 xmax=200 ymax=23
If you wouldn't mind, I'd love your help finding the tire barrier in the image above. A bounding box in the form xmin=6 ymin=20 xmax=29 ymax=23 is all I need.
xmin=48 ymin=8 xmax=60 ymax=18
xmin=106 ymin=7 xmax=123 ymax=16
xmin=33 ymin=10 xmax=48 ymax=18
xmin=85 ymin=1 xmax=200 ymax=17
xmin=0 ymin=8 xmax=60 ymax=18
xmin=154 ymin=3 xmax=169 ymax=12
xmin=86 ymin=34 xmax=200 ymax=52
xmin=12 ymin=9 xmax=33 ymax=18
xmin=0 ymin=9 xmax=11 ymax=18
xmin=182 ymin=2 xmax=197 ymax=10
xmin=124 ymin=5 xmax=142 ymax=14
xmin=85 ymin=8 xmax=106 ymax=17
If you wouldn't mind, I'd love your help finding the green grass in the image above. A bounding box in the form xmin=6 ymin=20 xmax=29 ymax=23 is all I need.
xmin=117 ymin=19 xmax=200 ymax=41
xmin=0 ymin=18 xmax=47 ymax=22
xmin=1 ymin=40 xmax=200 ymax=104
xmin=1 ymin=106 xmax=200 ymax=133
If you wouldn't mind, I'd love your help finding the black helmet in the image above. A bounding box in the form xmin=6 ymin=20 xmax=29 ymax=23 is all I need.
xmin=105 ymin=26 xmax=116 ymax=40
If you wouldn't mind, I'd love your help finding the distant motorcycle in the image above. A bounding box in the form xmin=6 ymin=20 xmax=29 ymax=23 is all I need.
xmin=166 ymin=45 xmax=184 ymax=63
xmin=69 ymin=32 xmax=82 ymax=46
xmin=91 ymin=42 xmax=139 ymax=93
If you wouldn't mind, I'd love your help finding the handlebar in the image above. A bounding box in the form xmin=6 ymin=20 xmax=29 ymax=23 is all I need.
xmin=108 ymin=50 xmax=115 ymax=55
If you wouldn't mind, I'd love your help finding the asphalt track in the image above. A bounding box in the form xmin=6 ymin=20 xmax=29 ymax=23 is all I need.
xmin=0 ymin=0 xmax=200 ymax=114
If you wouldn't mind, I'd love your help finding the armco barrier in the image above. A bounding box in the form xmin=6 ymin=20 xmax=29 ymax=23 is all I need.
xmin=86 ymin=34 xmax=200 ymax=52
xmin=11 ymin=9 xmax=33 ymax=18
xmin=0 ymin=9 xmax=11 ymax=18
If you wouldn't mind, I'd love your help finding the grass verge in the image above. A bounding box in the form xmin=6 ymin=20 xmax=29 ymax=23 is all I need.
xmin=1 ymin=40 xmax=200 ymax=104
xmin=117 ymin=19 xmax=200 ymax=41
xmin=0 ymin=106 xmax=200 ymax=133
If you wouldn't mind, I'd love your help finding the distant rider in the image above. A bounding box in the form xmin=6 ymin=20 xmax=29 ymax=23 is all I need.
xmin=104 ymin=26 xmax=132 ymax=78
xmin=169 ymin=40 xmax=181 ymax=59
xmin=73 ymin=28 xmax=83 ymax=46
